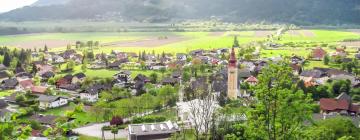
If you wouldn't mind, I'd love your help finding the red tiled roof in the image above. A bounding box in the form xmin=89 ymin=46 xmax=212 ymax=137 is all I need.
xmin=312 ymin=47 xmax=327 ymax=59
xmin=31 ymin=86 xmax=47 ymax=94
xmin=19 ymin=79 xmax=34 ymax=89
xmin=320 ymin=98 xmax=349 ymax=111
xmin=245 ymin=76 xmax=258 ymax=83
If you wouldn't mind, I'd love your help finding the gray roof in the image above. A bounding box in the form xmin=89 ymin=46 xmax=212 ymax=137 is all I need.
xmin=0 ymin=109 xmax=11 ymax=117
xmin=38 ymin=95 xmax=64 ymax=102
xmin=300 ymin=70 xmax=326 ymax=78
xmin=0 ymin=64 xmax=7 ymax=71
xmin=336 ymin=93 xmax=352 ymax=103
xmin=128 ymin=121 xmax=179 ymax=136
xmin=0 ymin=99 xmax=8 ymax=109
xmin=0 ymin=71 xmax=9 ymax=79
xmin=30 ymin=114 xmax=58 ymax=125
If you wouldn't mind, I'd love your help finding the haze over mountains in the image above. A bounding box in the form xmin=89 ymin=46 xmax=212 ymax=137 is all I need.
xmin=1 ymin=0 xmax=360 ymax=25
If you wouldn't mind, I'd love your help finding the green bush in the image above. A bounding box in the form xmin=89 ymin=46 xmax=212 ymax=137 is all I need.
xmin=132 ymin=115 xmax=166 ymax=124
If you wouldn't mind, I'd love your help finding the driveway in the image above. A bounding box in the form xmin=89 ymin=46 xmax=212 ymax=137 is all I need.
xmin=73 ymin=122 xmax=128 ymax=140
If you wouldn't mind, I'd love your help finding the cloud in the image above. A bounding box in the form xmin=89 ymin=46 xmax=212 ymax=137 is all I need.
xmin=0 ymin=0 xmax=38 ymax=13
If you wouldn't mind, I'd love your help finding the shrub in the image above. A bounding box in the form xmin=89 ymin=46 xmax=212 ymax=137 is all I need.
xmin=110 ymin=116 xmax=124 ymax=126
xmin=132 ymin=115 xmax=166 ymax=124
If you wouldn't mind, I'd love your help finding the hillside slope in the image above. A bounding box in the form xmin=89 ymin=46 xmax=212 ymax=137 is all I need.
xmin=1 ymin=0 xmax=359 ymax=25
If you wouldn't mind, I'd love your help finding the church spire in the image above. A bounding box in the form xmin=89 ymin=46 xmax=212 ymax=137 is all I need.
xmin=229 ymin=47 xmax=237 ymax=68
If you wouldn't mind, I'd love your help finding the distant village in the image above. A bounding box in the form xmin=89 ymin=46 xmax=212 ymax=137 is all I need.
xmin=0 ymin=38 xmax=359 ymax=139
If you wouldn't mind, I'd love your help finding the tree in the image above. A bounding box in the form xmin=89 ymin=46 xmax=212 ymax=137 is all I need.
xmin=188 ymin=91 xmax=218 ymax=140
xmin=82 ymin=58 xmax=88 ymax=72
xmin=32 ymin=63 xmax=38 ymax=75
xmin=66 ymin=60 xmax=76 ymax=71
xmin=110 ymin=116 xmax=124 ymax=126
xmin=44 ymin=45 xmax=48 ymax=52
xmin=149 ymin=72 xmax=158 ymax=84
xmin=233 ymin=36 xmax=239 ymax=47
xmin=246 ymin=62 xmax=313 ymax=140
xmin=323 ymin=54 xmax=330 ymax=65
xmin=304 ymin=117 xmax=360 ymax=139
xmin=2 ymin=51 xmax=11 ymax=67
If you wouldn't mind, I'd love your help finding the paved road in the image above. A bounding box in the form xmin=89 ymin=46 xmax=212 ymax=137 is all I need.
xmin=73 ymin=108 xmax=168 ymax=139
xmin=73 ymin=122 xmax=128 ymax=140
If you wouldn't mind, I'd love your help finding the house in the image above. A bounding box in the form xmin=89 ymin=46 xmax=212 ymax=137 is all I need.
xmin=30 ymin=114 xmax=58 ymax=126
xmin=72 ymin=73 xmax=86 ymax=84
xmin=320 ymin=93 xmax=359 ymax=116
xmin=61 ymin=49 xmax=76 ymax=59
xmin=31 ymin=86 xmax=47 ymax=94
xmin=290 ymin=55 xmax=304 ymax=64
xmin=18 ymin=79 xmax=34 ymax=91
xmin=300 ymin=69 xmax=329 ymax=85
xmin=58 ymin=83 xmax=81 ymax=91
xmin=128 ymin=121 xmax=180 ymax=140
xmin=40 ymin=71 xmax=55 ymax=80
xmin=171 ymin=71 xmax=182 ymax=79
xmin=311 ymin=47 xmax=327 ymax=60
xmin=0 ymin=109 xmax=12 ymax=122
xmin=0 ymin=99 xmax=8 ymax=109
xmin=150 ymin=63 xmax=167 ymax=70
xmin=134 ymin=74 xmax=150 ymax=83
xmin=355 ymin=53 xmax=360 ymax=60
xmin=116 ymin=52 xmax=128 ymax=60
xmin=38 ymin=95 xmax=68 ymax=109
xmin=80 ymin=88 xmax=99 ymax=102
xmin=56 ymin=74 xmax=73 ymax=87
xmin=0 ymin=78 xmax=18 ymax=90
xmin=330 ymin=48 xmax=347 ymax=58
xmin=113 ymin=71 xmax=132 ymax=87
xmin=0 ymin=71 xmax=9 ymax=82
xmin=52 ymin=55 xmax=65 ymax=64
xmin=244 ymin=76 xmax=258 ymax=85
xmin=14 ymin=67 xmax=26 ymax=74
xmin=0 ymin=64 xmax=7 ymax=71
xmin=15 ymin=72 xmax=33 ymax=79
xmin=190 ymin=49 xmax=204 ymax=56
xmin=36 ymin=64 xmax=55 ymax=76
xmin=89 ymin=61 xmax=106 ymax=69
xmin=176 ymin=53 xmax=187 ymax=61
xmin=161 ymin=77 xmax=179 ymax=86
xmin=290 ymin=63 xmax=302 ymax=75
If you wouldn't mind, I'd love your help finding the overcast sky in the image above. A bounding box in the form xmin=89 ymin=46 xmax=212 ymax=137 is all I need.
xmin=0 ymin=0 xmax=38 ymax=13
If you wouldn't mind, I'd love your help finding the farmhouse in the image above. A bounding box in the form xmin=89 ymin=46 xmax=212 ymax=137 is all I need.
xmin=72 ymin=73 xmax=86 ymax=84
xmin=1 ymin=78 xmax=18 ymax=90
xmin=38 ymin=95 xmax=68 ymax=109
xmin=311 ymin=47 xmax=327 ymax=60
xmin=320 ymin=93 xmax=359 ymax=116
xmin=80 ymin=88 xmax=99 ymax=102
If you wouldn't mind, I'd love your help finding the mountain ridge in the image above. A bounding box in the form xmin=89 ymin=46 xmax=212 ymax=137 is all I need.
xmin=1 ymin=0 xmax=359 ymax=25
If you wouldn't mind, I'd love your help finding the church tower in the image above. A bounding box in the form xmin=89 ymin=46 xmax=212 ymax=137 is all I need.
xmin=227 ymin=48 xmax=238 ymax=100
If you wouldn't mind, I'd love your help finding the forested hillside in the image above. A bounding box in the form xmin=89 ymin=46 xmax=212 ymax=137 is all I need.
xmin=0 ymin=0 xmax=359 ymax=25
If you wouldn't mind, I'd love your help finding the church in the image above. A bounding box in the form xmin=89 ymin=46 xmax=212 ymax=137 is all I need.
xmin=227 ymin=48 xmax=239 ymax=100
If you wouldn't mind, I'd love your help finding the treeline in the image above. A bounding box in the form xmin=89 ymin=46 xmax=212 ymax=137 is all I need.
xmin=0 ymin=47 xmax=33 ymax=70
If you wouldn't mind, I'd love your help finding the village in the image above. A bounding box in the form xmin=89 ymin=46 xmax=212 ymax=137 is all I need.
xmin=0 ymin=34 xmax=359 ymax=139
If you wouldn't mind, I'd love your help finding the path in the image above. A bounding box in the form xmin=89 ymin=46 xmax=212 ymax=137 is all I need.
xmin=73 ymin=122 xmax=128 ymax=140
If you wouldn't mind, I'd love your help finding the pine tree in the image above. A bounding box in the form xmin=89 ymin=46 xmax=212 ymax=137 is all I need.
xmin=44 ymin=45 xmax=48 ymax=52
xmin=233 ymin=36 xmax=240 ymax=47
xmin=2 ymin=52 xmax=11 ymax=67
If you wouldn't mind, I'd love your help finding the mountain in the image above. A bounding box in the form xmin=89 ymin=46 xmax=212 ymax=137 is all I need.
xmin=1 ymin=0 xmax=360 ymax=25
xmin=31 ymin=0 xmax=71 ymax=6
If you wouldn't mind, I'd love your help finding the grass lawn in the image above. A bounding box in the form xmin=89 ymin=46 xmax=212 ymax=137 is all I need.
xmin=151 ymin=108 xmax=178 ymax=121
xmin=0 ymin=90 xmax=13 ymax=97
xmin=43 ymin=103 xmax=98 ymax=126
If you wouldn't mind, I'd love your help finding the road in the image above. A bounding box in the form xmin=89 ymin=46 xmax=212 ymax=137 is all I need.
xmin=73 ymin=122 xmax=128 ymax=140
